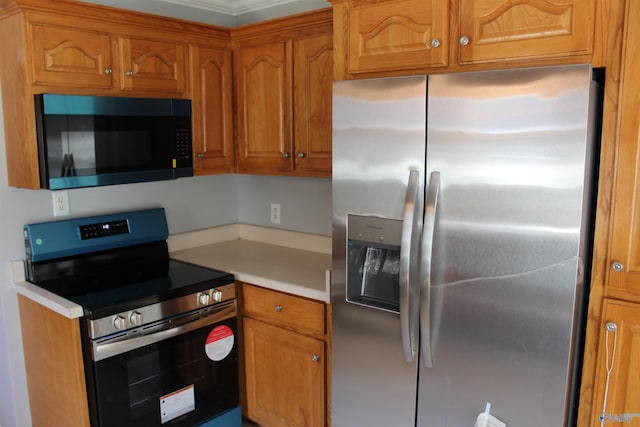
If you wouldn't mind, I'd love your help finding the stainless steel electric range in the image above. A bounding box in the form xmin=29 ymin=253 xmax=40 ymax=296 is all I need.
xmin=23 ymin=208 xmax=241 ymax=427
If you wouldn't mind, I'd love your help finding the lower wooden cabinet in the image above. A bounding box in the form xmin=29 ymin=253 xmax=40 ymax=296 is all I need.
xmin=241 ymin=283 xmax=327 ymax=427
xmin=590 ymin=299 xmax=640 ymax=426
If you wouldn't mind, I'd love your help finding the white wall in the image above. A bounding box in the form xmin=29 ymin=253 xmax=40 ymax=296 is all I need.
xmin=0 ymin=99 xmax=331 ymax=426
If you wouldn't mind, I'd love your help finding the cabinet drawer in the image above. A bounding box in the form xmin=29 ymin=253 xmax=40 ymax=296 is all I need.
xmin=242 ymin=284 xmax=325 ymax=336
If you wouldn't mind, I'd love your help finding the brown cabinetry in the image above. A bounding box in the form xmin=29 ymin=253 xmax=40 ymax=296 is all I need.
xmin=241 ymin=283 xmax=327 ymax=427
xmin=347 ymin=0 xmax=449 ymax=73
xmin=189 ymin=45 xmax=235 ymax=174
xmin=332 ymin=0 xmax=596 ymax=78
xmin=456 ymin=0 xmax=595 ymax=64
xmin=29 ymin=18 xmax=187 ymax=93
xmin=232 ymin=9 xmax=333 ymax=177
xmin=590 ymin=299 xmax=640 ymax=425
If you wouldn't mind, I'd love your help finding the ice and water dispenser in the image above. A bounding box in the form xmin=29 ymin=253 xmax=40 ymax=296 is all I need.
xmin=346 ymin=214 xmax=402 ymax=313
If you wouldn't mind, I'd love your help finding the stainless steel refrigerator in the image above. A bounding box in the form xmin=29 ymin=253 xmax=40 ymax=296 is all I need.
xmin=331 ymin=65 xmax=601 ymax=427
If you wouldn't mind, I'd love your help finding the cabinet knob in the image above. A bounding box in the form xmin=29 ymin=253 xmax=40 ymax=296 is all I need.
xmin=311 ymin=354 xmax=320 ymax=362
xmin=196 ymin=152 xmax=204 ymax=159
xmin=297 ymin=152 xmax=306 ymax=158
xmin=281 ymin=152 xmax=290 ymax=159
xmin=459 ymin=35 xmax=470 ymax=46
xmin=126 ymin=69 xmax=134 ymax=77
xmin=431 ymin=38 xmax=441 ymax=48
xmin=104 ymin=67 xmax=113 ymax=75
xmin=611 ymin=261 xmax=624 ymax=272
xmin=274 ymin=304 xmax=283 ymax=312
xmin=606 ymin=322 xmax=618 ymax=332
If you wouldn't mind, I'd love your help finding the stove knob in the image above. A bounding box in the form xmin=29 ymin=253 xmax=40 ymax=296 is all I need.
xmin=129 ymin=311 xmax=143 ymax=326
xmin=198 ymin=292 xmax=210 ymax=305
xmin=113 ymin=315 xmax=127 ymax=331
xmin=210 ymin=289 xmax=222 ymax=302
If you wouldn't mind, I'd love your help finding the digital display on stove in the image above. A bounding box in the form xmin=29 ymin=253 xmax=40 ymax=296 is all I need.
xmin=79 ymin=219 xmax=130 ymax=240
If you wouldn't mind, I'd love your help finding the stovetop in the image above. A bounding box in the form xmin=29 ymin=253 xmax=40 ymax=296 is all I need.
xmin=23 ymin=208 xmax=234 ymax=319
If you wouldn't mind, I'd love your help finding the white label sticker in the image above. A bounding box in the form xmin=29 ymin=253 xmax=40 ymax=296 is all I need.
xmin=205 ymin=325 xmax=234 ymax=361
xmin=160 ymin=384 xmax=195 ymax=424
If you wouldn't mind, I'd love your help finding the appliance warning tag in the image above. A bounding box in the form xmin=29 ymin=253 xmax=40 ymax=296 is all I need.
xmin=160 ymin=385 xmax=195 ymax=424
xmin=205 ymin=325 xmax=234 ymax=361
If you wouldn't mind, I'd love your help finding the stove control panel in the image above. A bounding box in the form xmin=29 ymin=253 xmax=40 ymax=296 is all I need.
xmin=88 ymin=282 xmax=236 ymax=339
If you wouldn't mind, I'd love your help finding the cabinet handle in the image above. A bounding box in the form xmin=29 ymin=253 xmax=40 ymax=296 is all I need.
xmin=312 ymin=354 xmax=320 ymax=362
xmin=281 ymin=152 xmax=290 ymax=159
xmin=297 ymin=152 xmax=306 ymax=158
xmin=274 ymin=304 xmax=283 ymax=312
xmin=431 ymin=38 xmax=441 ymax=48
xmin=459 ymin=35 xmax=470 ymax=46
xmin=104 ymin=67 xmax=113 ymax=75
xmin=126 ymin=70 xmax=134 ymax=77
xmin=196 ymin=152 xmax=204 ymax=159
xmin=611 ymin=261 xmax=624 ymax=272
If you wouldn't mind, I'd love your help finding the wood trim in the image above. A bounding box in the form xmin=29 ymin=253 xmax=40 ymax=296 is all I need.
xmin=576 ymin=0 xmax=627 ymax=425
xmin=18 ymin=294 xmax=90 ymax=427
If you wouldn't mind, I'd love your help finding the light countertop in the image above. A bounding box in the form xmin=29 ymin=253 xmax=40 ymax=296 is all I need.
xmin=12 ymin=224 xmax=332 ymax=319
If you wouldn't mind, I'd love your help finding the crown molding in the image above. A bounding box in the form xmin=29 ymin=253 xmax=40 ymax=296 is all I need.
xmin=158 ymin=0 xmax=301 ymax=15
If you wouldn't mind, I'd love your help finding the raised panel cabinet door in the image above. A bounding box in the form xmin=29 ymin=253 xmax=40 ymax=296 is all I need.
xmin=235 ymin=41 xmax=294 ymax=173
xmin=293 ymin=34 xmax=333 ymax=176
xmin=29 ymin=23 xmax=114 ymax=88
xmin=590 ymin=299 xmax=640 ymax=426
xmin=606 ymin=0 xmax=640 ymax=300
xmin=118 ymin=36 xmax=187 ymax=92
xmin=190 ymin=46 xmax=234 ymax=174
xmin=243 ymin=317 xmax=325 ymax=427
xmin=457 ymin=0 xmax=596 ymax=63
xmin=348 ymin=0 xmax=449 ymax=73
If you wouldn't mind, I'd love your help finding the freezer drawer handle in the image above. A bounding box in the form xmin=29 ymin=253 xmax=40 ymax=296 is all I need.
xmin=420 ymin=171 xmax=440 ymax=368
xmin=400 ymin=169 xmax=421 ymax=362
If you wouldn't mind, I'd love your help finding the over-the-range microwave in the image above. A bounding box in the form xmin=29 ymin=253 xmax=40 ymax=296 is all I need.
xmin=34 ymin=94 xmax=193 ymax=190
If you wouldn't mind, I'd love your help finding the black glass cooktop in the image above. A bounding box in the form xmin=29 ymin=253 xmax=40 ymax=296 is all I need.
xmin=26 ymin=241 xmax=234 ymax=318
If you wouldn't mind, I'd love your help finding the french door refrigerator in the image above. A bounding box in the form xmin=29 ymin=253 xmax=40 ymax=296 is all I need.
xmin=331 ymin=64 xmax=601 ymax=427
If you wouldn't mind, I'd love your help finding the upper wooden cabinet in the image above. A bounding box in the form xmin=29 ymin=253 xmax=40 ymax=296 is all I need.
xmin=190 ymin=45 xmax=235 ymax=174
xmin=332 ymin=0 xmax=597 ymax=78
xmin=347 ymin=0 xmax=449 ymax=73
xmin=232 ymin=9 xmax=333 ymax=177
xmin=605 ymin=0 xmax=640 ymax=303
xmin=29 ymin=19 xmax=187 ymax=94
xmin=456 ymin=0 xmax=596 ymax=64
xmin=29 ymin=23 xmax=115 ymax=89
xmin=118 ymin=36 xmax=187 ymax=93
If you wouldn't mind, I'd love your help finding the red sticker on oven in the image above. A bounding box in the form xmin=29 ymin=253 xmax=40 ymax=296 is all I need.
xmin=205 ymin=325 xmax=234 ymax=361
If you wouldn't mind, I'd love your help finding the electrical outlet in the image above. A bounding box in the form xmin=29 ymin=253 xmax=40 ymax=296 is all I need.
xmin=270 ymin=203 xmax=281 ymax=224
xmin=52 ymin=191 xmax=70 ymax=217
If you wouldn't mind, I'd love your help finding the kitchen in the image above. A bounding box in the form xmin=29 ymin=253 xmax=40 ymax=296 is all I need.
xmin=0 ymin=1 xmax=638 ymax=427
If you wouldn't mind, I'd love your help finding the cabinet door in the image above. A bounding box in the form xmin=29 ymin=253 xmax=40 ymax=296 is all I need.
xmin=243 ymin=317 xmax=325 ymax=427
xmin=29 ymin=22 xmax=114 ymax=88
xmin=235 ymin=41 xmax=293 ymax=173
xmin=457 ymin=0 xmax=595 ymax=64
xmin=190 ymin=45 xmax=234 ymax=174
xmin=118 ymin=36 xmax=187 ymax=93
xmin=606 ymin=0 xmax=640 ymax=300
xmin=293 ymin=34 xmax=333 ymax=177
xmin=348 ymin=0 xmax=449 ymax=73
xmin=591 ymin=299 xmax=640 ymax=426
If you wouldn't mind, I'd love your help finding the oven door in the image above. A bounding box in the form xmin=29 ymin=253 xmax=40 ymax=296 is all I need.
xmin=84 ymin=303 xmax=239 ymax=427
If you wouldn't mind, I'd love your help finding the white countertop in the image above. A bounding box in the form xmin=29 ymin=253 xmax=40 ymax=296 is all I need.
xmin=12 ymin=225 xmax=332 ymax=319
xmin=171 ymin=239 xmax=331 ymax=303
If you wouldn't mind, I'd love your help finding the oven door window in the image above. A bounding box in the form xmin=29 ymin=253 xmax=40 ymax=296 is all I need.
xmin=91 ymin=318 xmax=238 ymax=427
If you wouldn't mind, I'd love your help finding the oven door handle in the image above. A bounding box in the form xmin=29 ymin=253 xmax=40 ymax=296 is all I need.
xmin=92 ymin=302 xmax=236 ymax=362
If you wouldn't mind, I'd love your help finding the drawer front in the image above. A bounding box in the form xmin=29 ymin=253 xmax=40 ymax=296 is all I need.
xmin=242 ymin=284 xmax=325 ymax=336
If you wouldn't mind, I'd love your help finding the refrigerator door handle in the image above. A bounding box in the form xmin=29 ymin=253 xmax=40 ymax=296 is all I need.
xmin=400 ymin=169 xmax=421 ymax=362
xmin=420 ymin=171 xmax=440 ymax=368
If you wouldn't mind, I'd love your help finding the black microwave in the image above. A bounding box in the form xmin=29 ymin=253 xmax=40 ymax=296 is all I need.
xmin=35 ymin=94 xmax=193 ymax=190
